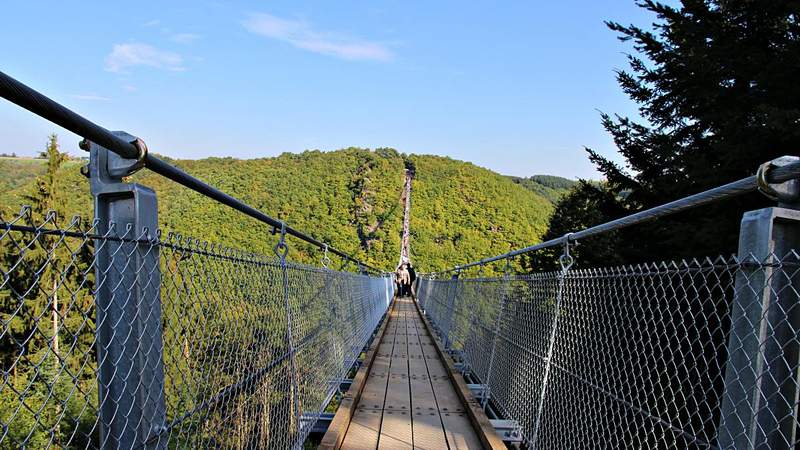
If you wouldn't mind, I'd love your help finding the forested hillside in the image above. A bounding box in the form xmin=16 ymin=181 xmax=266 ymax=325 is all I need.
xmin=0 ymin=147 xmax=557 ymax=272
xmin=507 ymin=174 xmax=577 ymax=203
xmin=0 ymin=142 xmax=557 ymax=446
xmin=408 ymin=155 xmax=554 ymax=271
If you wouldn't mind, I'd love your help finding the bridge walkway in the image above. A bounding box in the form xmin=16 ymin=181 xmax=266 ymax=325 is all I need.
xmin=321 ymin=297 xmax=505 ymax=450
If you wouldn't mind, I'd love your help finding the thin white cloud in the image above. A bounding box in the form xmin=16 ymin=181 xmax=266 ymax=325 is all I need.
xmin=70 ymin=94 xmax=111 ymax=101
xmin=143 ymin=19 xmax=160 ymax=27
xmin=105 ymin=43 xmax=185 ymax=73
xmin=171 ymin=33 xmax=201 ymax=44
xmin=242 ymin=13 xmax=393 ymax=62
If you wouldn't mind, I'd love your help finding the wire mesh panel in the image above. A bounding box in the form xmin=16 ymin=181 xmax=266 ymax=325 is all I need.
xmin=417 ymin=252 xmax=800 ymax=449
xmin=1 ymin=208 xmax=392 ymax=449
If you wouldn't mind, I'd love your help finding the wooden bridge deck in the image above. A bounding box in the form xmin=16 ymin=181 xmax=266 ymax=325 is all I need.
xmin=320 ymin=297 xmax=505 ymax=450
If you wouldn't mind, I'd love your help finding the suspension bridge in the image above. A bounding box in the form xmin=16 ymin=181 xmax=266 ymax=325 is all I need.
xmin=0 ymin=69 xmax=799 ymax=450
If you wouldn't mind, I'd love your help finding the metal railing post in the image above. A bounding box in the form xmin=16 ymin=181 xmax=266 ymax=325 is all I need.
xmin=482 ymin=271 xmax=510 ymax=409
xmin=443 ymin=273 xmax=460 ymax=350
xmin=529 ymin=236 xmax=574 ymax=450
xmin=274 ymin=225 xmax=302 ymax=449
xmin=88 ymin=133 xmax=167 ymax=450
xmin=718 ymin=206 xmax=800 ymax=449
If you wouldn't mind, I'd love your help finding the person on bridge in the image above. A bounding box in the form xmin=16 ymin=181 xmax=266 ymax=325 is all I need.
xmin=407 ymin=263 xmax=417 ymax=297
xmin=396 ymin=264 xmax=411 ymax=297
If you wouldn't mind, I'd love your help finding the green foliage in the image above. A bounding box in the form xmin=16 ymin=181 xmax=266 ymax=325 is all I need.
xmin=543 ymin=0 xmax=800 ymax=264
xmin=408 ymin=155 xmax=553 ymax=274
xmin=1 ymin=147 xmax=556 ymax=274
xmin=0 ymin=140 xmax=557 ymax=446
xmin=523 ymin=181 xmax=627 ymax=271
xmin=508 ymin=174 xmax=577 ymax=203
xmin=0 ymin=157 xmax=45 ymax=203
xmin=0 ymin=135 xmax=97 ymax=448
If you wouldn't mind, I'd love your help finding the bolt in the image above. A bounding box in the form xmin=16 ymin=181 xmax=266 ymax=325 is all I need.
xmin=80 ymin=164 xmax=90 ymax=179
xmin=78 ymin=139 xmax=90 ymax=151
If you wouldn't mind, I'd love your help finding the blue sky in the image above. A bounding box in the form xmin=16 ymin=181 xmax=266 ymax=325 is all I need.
xmin=0 ymin=1 xmax=654 ymax=179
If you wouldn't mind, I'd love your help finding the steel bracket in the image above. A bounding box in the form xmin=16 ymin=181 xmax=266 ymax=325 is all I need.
xmin=490 ymin=419 xmax=523 ymax=443
xmin=757 ymin=155 xmax=800 ymax=207
xmin=467 ymin=383 xmax=489 ymax=403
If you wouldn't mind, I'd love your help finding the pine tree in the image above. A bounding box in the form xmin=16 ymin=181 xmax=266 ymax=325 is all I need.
xmin=0 ymin=135 xmax=97 ymax=448
xmin=524 ymin=181 xmax=626 ymax=271
xmin=544 ymin=0 xmax=800 ymax=264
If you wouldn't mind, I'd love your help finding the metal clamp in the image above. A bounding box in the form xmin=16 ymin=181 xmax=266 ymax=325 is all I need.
xmin=321 ymin=243 xmax=331 ymax=269
xmin=756 ymin=156 xmax=800 ymax=205
xmin=559 ymin=233 xmax=575 ymax=271
xmin=82 ymin=133 xmax=147 ymax=185
xmin=273 ymin=222 xmax=288 ymax=261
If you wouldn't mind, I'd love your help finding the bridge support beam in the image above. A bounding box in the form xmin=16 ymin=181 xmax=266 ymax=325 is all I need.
xmin=87 ymin=134 xmax=167 ymax=450
xmin=718 ymin=206 xmax=800 ymax=449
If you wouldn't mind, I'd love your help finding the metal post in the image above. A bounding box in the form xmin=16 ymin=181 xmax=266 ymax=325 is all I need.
xmin=346 ymin=274 xmax=359 ymax=360
xmin=443 ymin=273 xmax=460 ymax=350
xmin=423 ymin=275 xmax=434 ymax=312
xmin=530 ymin=236 xmax=574 ymax=450
xmin=482 ymin=271 xmax=510 ymax=409
xmin=321 ymin=263 xmax=344 ymax=398
xmin=274 ymin=225 xmax=302 ymax=448
xmin=718 ymin=206 xmax=800 ymax=449
xmin=88 ymin=133 xmax=167 ymax=450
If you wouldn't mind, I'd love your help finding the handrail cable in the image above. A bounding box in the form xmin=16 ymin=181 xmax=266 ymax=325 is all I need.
xmin=439 ymin=158 xmax=800 ymax=274
xmin=0 ymin=70 xmax=381 ymax=273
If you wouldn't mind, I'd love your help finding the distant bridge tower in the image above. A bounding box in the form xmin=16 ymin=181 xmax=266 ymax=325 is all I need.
xmin=398 ymin=168 xmax=413 ymax=267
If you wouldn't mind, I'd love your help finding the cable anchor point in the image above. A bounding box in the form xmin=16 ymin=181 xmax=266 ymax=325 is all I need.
xmin=559 ymin=233 xmax=575 ymax=272
xmin=756 ymin=156 xmax=800 ymax=207
xmin=273 ymin=221 xmax=288 ymax=261
xmin=322 ymin=243 xmax=331 ymax=269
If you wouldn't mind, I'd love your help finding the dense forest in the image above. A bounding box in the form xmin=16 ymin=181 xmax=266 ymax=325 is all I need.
xmin=0 ymin=140 xmax=567 ymax=447
xmin=508 ymin=174 xmax=577 ymax=203
xmin=0 ymin=146 xmax=569 ymax=274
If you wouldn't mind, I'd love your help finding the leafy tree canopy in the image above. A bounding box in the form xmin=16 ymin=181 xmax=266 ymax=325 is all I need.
xmin=1 ymin=146 xmax=563 ymax=274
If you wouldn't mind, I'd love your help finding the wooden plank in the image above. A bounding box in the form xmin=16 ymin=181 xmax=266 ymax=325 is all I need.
xmin=389 ymin=357 xmax=409 ymax=375
xmin=378 ymin=410 xmax=413 ymax=450
xmin=412 ymin=411 xmax=449 ymax=450
xmin=371 ymin=356 xmax=392 ymax=375
xmin=320 ymin=300 xmax=394 ymax=450
xmin=384 ymin=374 xmax=410 ymax=411
xmin=409 ymin=377 xmax=438 ymax=412
xmin=391 ymin=345 xmax=408 ymax=357
xmin=440 ymin=412 xmax=483 ymax=450
xmin=360 ymin=373 xmax=389 ymax=410
xmin=406 ymin=342 xmax=424 ymax=357
xmin=340 ymin=408 xmax=382 ymax=450
xmin=377 ymin=346 xmax=394 ymax=354
xmin=408 ymin=358 xmax=429 ymax=377
xmin=430 ymin=380 xmax=465 ymax=413
xmin=422 ymin=359 xmax=449 ymax=377
xmin=412 ymin=298 xmax=507 ymax=450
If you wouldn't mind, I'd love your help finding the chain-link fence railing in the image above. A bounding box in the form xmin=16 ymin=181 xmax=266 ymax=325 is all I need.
xmin=1 ymin=208 xmax=393 ymax=449
xmin=417 ymin=246 xmax=800 ymax=449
